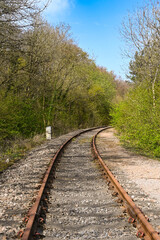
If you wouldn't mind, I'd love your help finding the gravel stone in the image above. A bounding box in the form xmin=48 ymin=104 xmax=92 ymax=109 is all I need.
xmin=0 ymin=130 xmax=82 ymax=239
xmin=96 ymin=128 xmax=160 ymax=232
xmin=43 ymin=130 xmax=137 ymax=239
xmin=1 ymin=127 xmax=153 ymax=239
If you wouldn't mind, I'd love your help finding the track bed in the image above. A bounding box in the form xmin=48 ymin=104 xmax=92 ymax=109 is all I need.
xmin=42 ymin=129 xmax=136 ymax=239
xmin=1 ymin=128 xmax=160 ymax=240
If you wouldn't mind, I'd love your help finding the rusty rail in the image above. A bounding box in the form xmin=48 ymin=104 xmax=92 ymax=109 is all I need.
xmin=21 ymin=127 xmax=103 ymax=240
xmin=92 ymin=127 xmax=160 ymax=240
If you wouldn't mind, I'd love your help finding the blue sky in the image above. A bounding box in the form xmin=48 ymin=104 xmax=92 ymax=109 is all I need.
xmin=43 ymin=0 xmax=145 ymax=80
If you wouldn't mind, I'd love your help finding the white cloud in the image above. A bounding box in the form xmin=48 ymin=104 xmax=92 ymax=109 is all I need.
xmin=45 ymin=0 xmax=70 ymax=15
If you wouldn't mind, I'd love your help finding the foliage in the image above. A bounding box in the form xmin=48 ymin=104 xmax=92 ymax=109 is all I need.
xmin=112 ymin=77 xmax=160 ymax=157
xmin=111 ymin=1 xmax=160 ymax=158
xmin=0 ymin=11 xmax=115 ymax=146
xmin=0 ymin=134 xmax=45 ymax=172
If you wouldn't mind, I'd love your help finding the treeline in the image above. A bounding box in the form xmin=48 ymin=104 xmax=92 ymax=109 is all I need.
xmin=0 ymin=0 xmax=116 ymax=146
xmin=112 ymin=1 xmax=160 ymax=157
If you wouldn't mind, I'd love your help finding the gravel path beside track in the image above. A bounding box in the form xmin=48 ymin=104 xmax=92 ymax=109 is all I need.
xmin=96 ymin=128 xmax=160 ymax=234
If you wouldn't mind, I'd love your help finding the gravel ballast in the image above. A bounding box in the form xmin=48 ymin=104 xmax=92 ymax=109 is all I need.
xmin=0 ymin=130 xmax=82 ymax=239
xmin=42 ymin=129 xmax=137 ymax=239
xmin=1 ymin=127 xmax=159 ymax=239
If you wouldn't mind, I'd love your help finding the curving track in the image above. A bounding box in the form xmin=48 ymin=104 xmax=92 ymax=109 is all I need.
xmin=19 ymin=127 xmax=159 ymax=240
xmin=0 ymin=127 xmax=159 ymax=239
xmin=36 ymin=128 xmax=137 ymax=239
xmin=93 ymin=128 xmax=160 ymax=240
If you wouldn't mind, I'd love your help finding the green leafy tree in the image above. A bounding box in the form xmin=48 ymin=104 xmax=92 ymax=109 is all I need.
xmin=112 ymin=1 xmax=160 ymax=157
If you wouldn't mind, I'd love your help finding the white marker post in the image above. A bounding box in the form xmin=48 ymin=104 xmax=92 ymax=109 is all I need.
xmin=46 ymin=126 xmax=52 ymax=140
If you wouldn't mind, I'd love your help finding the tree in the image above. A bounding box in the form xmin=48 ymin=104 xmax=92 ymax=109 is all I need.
xmin=112 ymin=1 xmax=160 ymax=157
xmin=0 ymin=0 xmax=48 ymax=49
xmin=0 ymin=0 xmax=49 ymax=91
xmin=0 ymin=12 xmax=116 ymax=142
xmin=122 ymin=0 xmax=160 ymax=108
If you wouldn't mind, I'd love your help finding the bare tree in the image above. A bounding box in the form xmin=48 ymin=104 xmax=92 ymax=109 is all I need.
xmin=122 ymin=1 xmax=160 ymax=54
xmin=0 ymin=0 xmax=50 ymax=51
xmin=122 ymin=0 xmax=160 ymax=107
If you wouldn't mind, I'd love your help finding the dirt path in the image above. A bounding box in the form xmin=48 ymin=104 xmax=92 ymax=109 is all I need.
xmin=97 ymin=128 xmax=160 ymax=232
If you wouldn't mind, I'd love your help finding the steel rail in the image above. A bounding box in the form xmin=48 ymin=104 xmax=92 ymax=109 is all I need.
xmin=21 ymin=126 xmax=104 ymax=240
xmin=92 ymin=127 xmax=160 ymax=240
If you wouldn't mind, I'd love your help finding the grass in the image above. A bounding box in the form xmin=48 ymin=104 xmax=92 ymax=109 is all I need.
xmin=0 ymin=134 xmax=45 ymax=172
xmin=78 ymin=137 xmax=93 ymax=144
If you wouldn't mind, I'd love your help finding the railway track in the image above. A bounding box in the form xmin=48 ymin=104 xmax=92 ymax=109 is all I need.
xmin=1 ymin=127 xmax=159 ymax=239
xmin=14 ymin=127 xmax=159 ymax=240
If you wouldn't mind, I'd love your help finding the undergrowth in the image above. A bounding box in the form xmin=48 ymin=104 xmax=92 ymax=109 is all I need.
xmin=111 ymin=86 xmax=160 ymax=159
xmin=0 ymin=134 xmax=45 ymax=172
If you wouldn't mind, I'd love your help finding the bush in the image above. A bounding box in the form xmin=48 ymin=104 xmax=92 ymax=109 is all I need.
xmin=111 ymin=84 xmax=160 ymax=158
